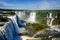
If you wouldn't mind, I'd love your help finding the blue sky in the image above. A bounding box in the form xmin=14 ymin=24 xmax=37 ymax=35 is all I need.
xmin=0 ymin=0 xmax=60 ymax=10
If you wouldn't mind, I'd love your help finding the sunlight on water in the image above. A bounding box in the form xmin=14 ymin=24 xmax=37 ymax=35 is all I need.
xmin=26 ymin=12 xmax=36 ymax=23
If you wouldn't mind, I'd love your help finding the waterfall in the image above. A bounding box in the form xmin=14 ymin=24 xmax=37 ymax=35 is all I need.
xmin=47 ymin=13 xmax=55 ymax=27
xmin=8 ymin=15 xmax=21 ymax=33
xmin=10 ymin=15 xmax=21 ymax=33
xmin=5 ymin=15 xmax=22 ymax=40
xmin=26 ymin=12 xmax=36 ymax=23
xmin=49 ymin=13 xmax=52 ymax=18
xmin=15 ymin=11 xmax=25 ymax=20
xmin=50 ymin=18 xmax=55 ymax=26
xmin=0 ymin=19 xmax=21 ymax=40
xmin=1 ymin=11 xmax=26 ymax=40
xmin=8 ymin=15 xmax=26 ymax=33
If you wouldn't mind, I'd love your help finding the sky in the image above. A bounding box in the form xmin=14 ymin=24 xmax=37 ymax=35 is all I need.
xmin=0 ymin=0 xmax=60 ymax=10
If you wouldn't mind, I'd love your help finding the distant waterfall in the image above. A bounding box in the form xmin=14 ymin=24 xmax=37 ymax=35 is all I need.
xmin=47 ymin=13 xmax=55 ymax=26
xmin=15 ymin=11 xmax=25 ymax=20
xmin=26 ymin=12 xmax=36 ymax=23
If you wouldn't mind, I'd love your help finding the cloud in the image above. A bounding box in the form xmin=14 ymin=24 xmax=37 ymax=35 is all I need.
xmin=0 ymin=0 xmax=60 ymax=10
xmin=0 ymin=1 xmax=15 ymax=7
xmin=33 ymin=1 xmax=60 ymax=10
xmin=36 ymin=1 xmax=50 ymax=10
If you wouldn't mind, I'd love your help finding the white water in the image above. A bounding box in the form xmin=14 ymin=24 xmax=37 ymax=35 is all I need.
xmin=1 ymin=11 xmax=26 ymax=40
xmin=26 ymin=12 xmax=36 ymax=23
xmin=49 ymin=13 xmax=52 ymax=18
xmin=8 ymin=15 xmax=26 ymax=33
xmin=47 ymin=13 xmax=55 ymax=27
xmin=15 ymin=11 xmax=25 ymax=20
xmin=10 ymin=15 xmax=21 ymax=33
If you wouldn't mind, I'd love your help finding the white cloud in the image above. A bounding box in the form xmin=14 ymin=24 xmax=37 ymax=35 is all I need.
xmin=33 ymin=1 xmax=60 ymax=10
xmin=38 ymin=1 xmax=50 ymax=10
xmin=0 ymin=0 xmax=60 ymax=10
xmin=0 ymin=1 xmax=15 ymax=6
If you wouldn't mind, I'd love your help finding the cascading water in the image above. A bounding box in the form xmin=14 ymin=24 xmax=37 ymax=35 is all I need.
xmin=0 ymin=11 xmax=27 ymax=40
xmin=26 ymin=12 xmax=36 ymax=23
xmin=47 ymin=13 xmax=55 ymax=27
xmin=46 ymin=13 xmax=60 ymax=40
xmin=15 ymin=11 xmax=25 ymax=20
xmin=49 ymin=13 xmax=52 ymax=18
xmin=3 ymin=15 xmax=22 ymax=40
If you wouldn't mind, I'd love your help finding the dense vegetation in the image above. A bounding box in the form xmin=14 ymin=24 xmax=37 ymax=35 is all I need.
xmin=0 ymin=11 xmax=15 ymax=15
xmin=25 ymin=10 xmax=60 ymax=25
xmin=26 ymin=23 xmax=50 ymax=36
xmin=0 ymin=16 xmax=9 ymax=22
xmin=36 ymin=11 xmax=60 ymax=25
